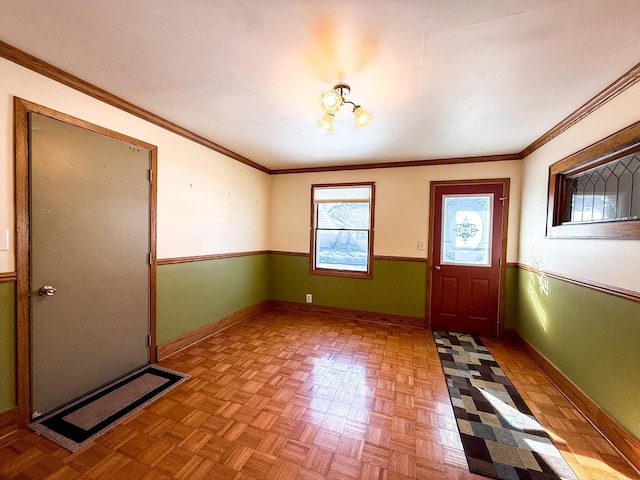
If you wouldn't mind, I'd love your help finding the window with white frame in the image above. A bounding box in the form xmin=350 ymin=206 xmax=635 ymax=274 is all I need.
xmin=310 ymin=183 xmax=375 ymax=277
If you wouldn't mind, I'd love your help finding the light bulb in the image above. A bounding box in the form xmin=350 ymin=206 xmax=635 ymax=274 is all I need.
xmin=320 ymin=90 xmax=342 ymax=114
xmin=317 ymin=112 xmax=334 ymax=132
xmin=353 ymin=106 xmax=373 ymax=128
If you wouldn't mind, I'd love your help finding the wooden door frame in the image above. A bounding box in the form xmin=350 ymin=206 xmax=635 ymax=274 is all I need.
xmin=14 ymin=97 xmax=158 ymax=426
xmin=426 ymin=178 xmax=510 ymax=338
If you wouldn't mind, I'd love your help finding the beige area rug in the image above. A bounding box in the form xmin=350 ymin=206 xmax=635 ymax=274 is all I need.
xmin=29 ymin=365 xmax=189 ymax=452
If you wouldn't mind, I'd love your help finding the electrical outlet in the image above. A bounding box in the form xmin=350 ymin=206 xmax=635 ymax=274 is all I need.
xmin=417 ymin=240 xmax=425 ymax=251
xmin=305 ymin=293 xmax=312 ymax=303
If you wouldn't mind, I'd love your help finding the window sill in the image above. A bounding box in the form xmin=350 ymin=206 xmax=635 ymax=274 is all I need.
xmin=310 ymin=268 xmax=373 ymax=280
xmin=546 ymin=219 xmax=640 ymax=239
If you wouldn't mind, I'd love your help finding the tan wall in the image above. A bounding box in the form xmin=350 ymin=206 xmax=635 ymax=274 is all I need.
xmin=0 ymin=57 xmax=270 ymax=273
xmin=270 ymin=161 xmax=522 ymax=261
xmin=519 ymin=82 xmax=640 ymax=292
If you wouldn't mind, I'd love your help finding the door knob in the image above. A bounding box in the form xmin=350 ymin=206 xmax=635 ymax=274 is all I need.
xmin=38 ymin=285 xmax=57 ymax=297
xmin=434 ymin=265 xmax=441 ymax=271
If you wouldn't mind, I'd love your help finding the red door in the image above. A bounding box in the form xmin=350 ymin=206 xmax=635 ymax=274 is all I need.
xmin=429 ymin=181 xmax=507 ymax=337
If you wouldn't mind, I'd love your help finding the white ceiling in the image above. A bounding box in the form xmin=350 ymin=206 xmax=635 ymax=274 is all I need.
xmin=2 ymin=0 xmax=640 ymax=171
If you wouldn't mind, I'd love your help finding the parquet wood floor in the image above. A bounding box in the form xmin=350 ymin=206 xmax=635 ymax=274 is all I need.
xmin=1 ymin=310 xmax=638 ymax=479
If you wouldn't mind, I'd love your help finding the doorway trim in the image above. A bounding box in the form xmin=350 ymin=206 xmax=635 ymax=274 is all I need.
xmin=14 ymin=97 xmax=158 ymax=426
xmin=426 ymin=178 xmax=510 ymax=338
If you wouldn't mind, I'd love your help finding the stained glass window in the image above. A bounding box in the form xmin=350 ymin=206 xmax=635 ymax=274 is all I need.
xmin=547 ymin=122 xmax=640 ymax=239
xmin=441 ymin=194 xmax=493 ymax=266
xmin=563 ymin=153 xmax=640 ymax=223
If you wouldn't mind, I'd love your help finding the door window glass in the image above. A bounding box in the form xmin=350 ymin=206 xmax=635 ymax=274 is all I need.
xmin=441 ymin=194 xmax=493 ymax=266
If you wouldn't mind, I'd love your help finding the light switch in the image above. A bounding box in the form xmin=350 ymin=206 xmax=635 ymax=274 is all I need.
xmin=0 ymin=229 xmax=8 ymax=251
xmin=417 ymin=240 xmax=425 ymax=251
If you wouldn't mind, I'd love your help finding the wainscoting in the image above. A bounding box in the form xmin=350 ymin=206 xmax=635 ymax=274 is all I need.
xmin=1 ymin=259 xmax=638 ymax=473
xmin=157 ymin=301 xmax=271 ymax=360
xmin=268 ymin=252 xmax=427 ymax=319
xmin=156 ymin=253 xmax=269 ymax=345
xmin=510 ymin=265 xmax=640 ymax=457
xmin=269 ymin=300 xmax=424 ymax=329
xmin=0 ymin=278 xmax=16 ymax=415
xmin=508 ymin=330 xmax=640 ymax=472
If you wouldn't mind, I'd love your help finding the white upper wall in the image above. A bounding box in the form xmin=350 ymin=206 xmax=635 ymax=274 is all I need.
xmin=5 ymin=49 xmax=638 ymax=291
xmin=0 ymin=57 xmax=270 ymax=273
xmin=520 ymin=82 xmax=640 ymax=292
xmin=270 ymin=161 xmax=522 ymax=262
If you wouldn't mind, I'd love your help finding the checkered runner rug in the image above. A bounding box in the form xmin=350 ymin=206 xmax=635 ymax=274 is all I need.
xmin=433 ymin=331 xmax=578 ymax=480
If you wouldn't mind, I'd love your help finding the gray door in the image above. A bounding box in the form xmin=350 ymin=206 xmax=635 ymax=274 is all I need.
xmin=30 ymin=113 xmax=151 ymax=416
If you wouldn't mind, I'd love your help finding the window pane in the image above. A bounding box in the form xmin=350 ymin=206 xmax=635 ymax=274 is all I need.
xmin=547 ymin=122 xmax=640 ymax=239
xmin=441 ymin=194 xmax=492 ymax=266
xmin=311 ymin=183 xmax=374 ymax=276
xmin=315 ymin=229 xmax=369 ymax=271
xmin=317 ymin=202 xmax=370 ymax=229
xmin=564 ymin=153 xmax=640 ymax=223
xmin=314 ymin=186 xmax=371 ymax=203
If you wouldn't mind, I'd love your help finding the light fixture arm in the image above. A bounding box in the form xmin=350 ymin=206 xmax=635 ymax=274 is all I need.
xmin=317 ymin=83 xmax=373 ymax=131
xmin=333 ymin=84 xmax=359 ymax=110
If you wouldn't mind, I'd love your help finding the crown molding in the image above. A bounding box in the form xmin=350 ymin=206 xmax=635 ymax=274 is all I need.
xmin=4 ymin=39 xmax=640 ymax=174
xmin=270 ymin=153 xmax=522 ymax=175
xmin=521 ymin=61 xmax=640 ymax=158
xmin=0 ymin=40 xmax=269 ymax=174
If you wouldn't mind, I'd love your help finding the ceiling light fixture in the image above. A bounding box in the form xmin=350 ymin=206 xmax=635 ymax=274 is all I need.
xmin=317 ymin=84 xmax=373 ymax=132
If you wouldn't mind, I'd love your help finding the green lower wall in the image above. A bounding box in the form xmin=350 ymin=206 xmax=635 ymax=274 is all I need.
xmin=3 ymin=257 xmax=637 ymax=446
xmin=268 ymin=254 xmax=426 ymax=318
xmin=504 ymin=266 xmax=519 ymax=329
xmin=512 ymin=267 xmax=640 ymax=441
xmin=0 ymin=281 xmax=16 ymax=413
xmin=156 ymin=254 xmax=269 ymax=344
